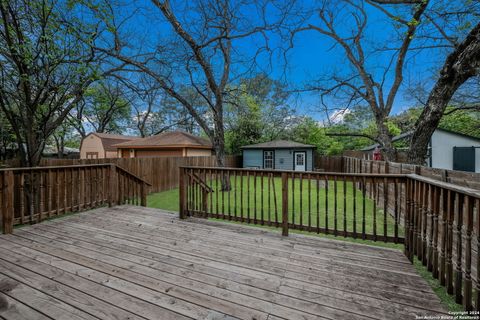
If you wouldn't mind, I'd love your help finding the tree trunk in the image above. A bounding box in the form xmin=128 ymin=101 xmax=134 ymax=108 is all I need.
xmin=212 ymin=111 xmax=231 ymax=191
xmin=408 ymin=23 xmax=480 ymax=164
xmin=376 ymin=120 xmax=396 ymax=162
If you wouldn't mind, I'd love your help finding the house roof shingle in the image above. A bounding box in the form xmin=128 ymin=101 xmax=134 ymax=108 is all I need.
xmin=84 ymin=132 xmax=140 ymax=152
xmin=241 ymin=140 xmax=316 ymax=149
xmin=113 ymin=131 xmax=212 ymax=149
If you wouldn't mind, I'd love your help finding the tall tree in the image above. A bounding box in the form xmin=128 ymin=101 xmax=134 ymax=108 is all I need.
xmin=0 ymin=0 xmax=109 ymax=166
xmin=72 ymin=81 xmax=132 ymax=135
xmin=295 ymin=0 xmax=429 ymax=160
xmin=408 ymin=23 xmax=480 ymax=163
xmin=77 ymin=0 xmax=292 ymax=188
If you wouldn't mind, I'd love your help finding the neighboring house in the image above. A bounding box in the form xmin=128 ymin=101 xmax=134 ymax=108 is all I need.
xmin=241 ymin=140 xmax=316 ymax=171
xmin=80 ymin=133 xmax=140 ymax=159
xmin=361 ymin=128 xmax=480 ymax=173
xmin=113 ymin=131 xmax=213 ymax=158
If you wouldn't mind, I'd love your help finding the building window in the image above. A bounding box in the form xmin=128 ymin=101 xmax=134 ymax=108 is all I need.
xmin=264 ymin=151 xmax=274 ymax=169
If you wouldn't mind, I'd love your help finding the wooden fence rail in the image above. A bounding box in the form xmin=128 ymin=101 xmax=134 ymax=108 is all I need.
xmin=179 ymin=166 xmax=480 ymax=311
xmin=0 ymin=164 xmax=151 ymax=234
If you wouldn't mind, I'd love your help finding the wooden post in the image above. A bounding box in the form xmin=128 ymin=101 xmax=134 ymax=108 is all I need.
xmin=108 ymin=164 xmax=117 ymax=207
xmin=140 ymin=182 xmax=147 ymax=207
xmin=179 ymin=167 xmax=186 ymax=219
xmin=404 ymin=178 xmax=411 ymax=260
xmin=281 ymin=172 xmax=289 ymax=236
xmin=2 ymin=171 xmax=14 ymax=234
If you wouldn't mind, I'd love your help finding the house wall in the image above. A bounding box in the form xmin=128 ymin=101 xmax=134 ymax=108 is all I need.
xmin=105 ymin=150 xmax=119 ymax=159
xmin=274 ymin=149 xmax=313 ymax=171
xmin=134 ymin=149 xmax=183 ymax=158
xmin=80 ymin=135 xmax=105 ymax=159
xmin=430 ymin=130 xmax=480 ymax=172
xmin=185 ymin=148 xmax=212 ymax=157
xmin=242 ymin=148 xmax=314 ymax=171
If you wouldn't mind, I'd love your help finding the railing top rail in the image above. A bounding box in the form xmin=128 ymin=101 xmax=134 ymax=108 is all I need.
xmin=0 ymin=163 xmax=152 ymax=187
xmin=180 ymin=166 xmax=408 ymax=178
xmin=408 ymin=174 xmax=480 ymax=199
xmin=115 ymin=165 xmax=152 ymax=186
xmin=0 ymin=163 xmax=113 ymax=172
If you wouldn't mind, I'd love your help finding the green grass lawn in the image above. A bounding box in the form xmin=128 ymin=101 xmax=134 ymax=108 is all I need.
xmin=149 ymin=176 xmax=403 ymax=239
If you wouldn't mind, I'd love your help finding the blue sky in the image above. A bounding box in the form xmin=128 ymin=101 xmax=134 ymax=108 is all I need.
xmin=104 ymin=0 xmax=461 ymax=122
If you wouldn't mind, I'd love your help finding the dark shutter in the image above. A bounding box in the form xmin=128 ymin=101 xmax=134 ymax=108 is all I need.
xmin=453 ymin=147 xmax=476 ymax=172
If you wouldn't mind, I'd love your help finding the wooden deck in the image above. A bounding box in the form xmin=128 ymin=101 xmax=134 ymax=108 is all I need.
xmin=0 ymin=206 xmax=447 ymax=320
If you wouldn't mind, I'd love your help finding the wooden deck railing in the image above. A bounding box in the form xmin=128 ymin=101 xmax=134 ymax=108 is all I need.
xmin=179 ymin=167 xmax=407 ymax=243
xmin=179 ymin=166 xmax=480 ymax=311
xmin=0 ymin=164 xmax=151 ymax=234
xmin=404 ymin=174 xmax=480 ymax=311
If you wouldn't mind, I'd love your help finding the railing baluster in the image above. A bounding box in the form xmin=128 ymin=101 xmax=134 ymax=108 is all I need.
xmin=246 ymin=171 xmax=250 ymax=223
xmin=299 ymin=173 xmax=303 ymax=228
xmin=260 ymin=171 xmax=263 ymax=223
xmin=325 ymin=175 xmax=329 ymax=234
xmin=455 ymin=193 xmax=464 ymax=303
xmin=291 ymin=172 xmax=295 ymax=226
xmin=334 ymin=176 xmax=338 ymax=236
xmin=234 ymin=170 xmax=237 ymax=220
xmin=439 ymin=188 xmax=447 ymax=285
xmin=362 ymin=176 xmax=366 ymax=240
xmin=422 ymin=182 xmax=429 ymax=266
xmin=308 ymin=173 xmax=312 ymax=231
xmin=353 ymin=176 xmax=357 ymax=239
xmin=253 ymin=171 xmax=257 ymax=224
xmin=373 ymin=177 xmax=377 ymax=241
xmin=343 ymin=176 xmax=347 ymax=237
xmin=432 ymin=186 xmax=440 ymax=278
xmin=316 ymin=175 xmax=320 ymax=234
xmin=464 ymin=195 xmax=474 ymax=311
xmin=239 ymin=170 xmax=243 ymax=221
xmin=428 ymin=184 xmax=434 ymax=271
xmin=383 ymin=177 xmax=388 ymax=240
xmin=223 ymin=170 xmax=226 ymax=219
xmin=272 ymin=173 xmax=279 ymax=226
xmin=446 ymin=189 xmax=455 ymax=294
xmin=475 ymin=198 xmax=480 ymax=310
xmin=394 ymin=178 xmax=399 ymax=244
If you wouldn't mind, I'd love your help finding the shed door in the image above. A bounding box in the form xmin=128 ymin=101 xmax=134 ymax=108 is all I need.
xmin=294 ymin=152 xmax=306 ymax=171
xmin=453 ymin=147 xmax=475 ymax=172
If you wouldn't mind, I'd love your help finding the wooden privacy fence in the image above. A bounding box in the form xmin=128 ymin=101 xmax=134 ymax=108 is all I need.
xmin=0 ymin=164 xmax=151 ymax=234
xmin=179 ymin=166 xmax=480 ymax=311
xmin=39 ymin=155 xmax=240 ymax=193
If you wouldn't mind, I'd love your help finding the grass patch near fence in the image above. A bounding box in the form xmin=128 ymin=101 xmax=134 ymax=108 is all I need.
xmin=413 ymin=258 xmax=463 ymax=312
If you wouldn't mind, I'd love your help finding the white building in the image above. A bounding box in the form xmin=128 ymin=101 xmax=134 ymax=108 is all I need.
xmin=361 ymin=128 xmax=480 ymax=173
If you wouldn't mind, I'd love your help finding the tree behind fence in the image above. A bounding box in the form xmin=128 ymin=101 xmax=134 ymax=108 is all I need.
xmin=39 ymin=156 xmax=241 ymax=193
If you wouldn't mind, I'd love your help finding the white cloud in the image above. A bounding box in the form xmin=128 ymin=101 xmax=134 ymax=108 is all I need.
xmin=329 ymin=109 xmax=351 ymax=124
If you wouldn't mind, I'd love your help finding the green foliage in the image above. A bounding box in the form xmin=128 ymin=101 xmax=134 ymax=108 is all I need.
xmin=392 ymin=106 xmax=480 ymax=138
xmin=82 ymin=82 xmax=132 ymax=134
xmin=225 ymin=75 xmax=293 ymax=154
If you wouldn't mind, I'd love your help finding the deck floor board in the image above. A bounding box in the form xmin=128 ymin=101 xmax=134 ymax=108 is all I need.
xmin=0 ymin=205 xmax=447 ymax=320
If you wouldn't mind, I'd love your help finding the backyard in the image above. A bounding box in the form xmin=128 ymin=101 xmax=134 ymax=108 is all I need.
xmin=148 ymin=175 xmax=404 ymax=239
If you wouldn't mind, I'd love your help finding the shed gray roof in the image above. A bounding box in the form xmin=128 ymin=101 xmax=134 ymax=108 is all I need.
xmin=241 ymin=140 xmax=316 ymax=149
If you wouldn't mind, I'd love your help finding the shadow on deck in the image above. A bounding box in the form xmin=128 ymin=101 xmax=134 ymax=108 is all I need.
xmin=0 ymin=205 xmax=446 ymax=320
